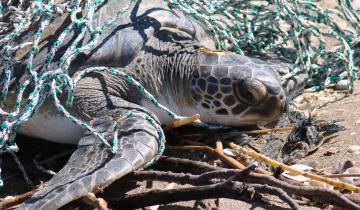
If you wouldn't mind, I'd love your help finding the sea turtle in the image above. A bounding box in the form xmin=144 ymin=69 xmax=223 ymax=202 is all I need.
xmin=4 ymin=0 xmax=307 ymax=209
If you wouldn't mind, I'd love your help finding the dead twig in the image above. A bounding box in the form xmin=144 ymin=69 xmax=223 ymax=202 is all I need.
xmin=151 ymin=157 xmax=360 ymax=209
xmin=3 ymin=156 xmax=360 ymax=210
xmin=167 ymin=141 xmax=270 ymax=174
xmin=165 ymin=114 xmax=200 ymax=131
xmin=127 ymin=163 xmax=258 ymax=186
xmin=246 ymin=173 xmax=360 ymax=210
xmin=249 ymin=183 xmax=299 ymax=209
xmin=114 ymin=164 xmax=300 ymax=210
xmin=227 ymin=142 xmax=360 ymax=193
xmin=218 ymin=121 xmax=338 ymax=136
xmin=81 ymin=192 xmax=109 ymax=210
xmin=109 ymin=181 xmax=262 ymax=210
xmin=322 ymin=173 xmax=360 ymax=178
xmin=0 ymin=187 xmax=40 ymax=209
xmin=153 ymin=156 xmax=219 ymax=175
xmin=214 ymin=140 xmax=247 ymax=170
xmin=120 ymin=163 xmax=300 ymax=209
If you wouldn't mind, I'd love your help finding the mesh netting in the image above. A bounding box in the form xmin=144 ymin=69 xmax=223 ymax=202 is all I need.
xmin=168 ymin=0 xmax=359 ymax=90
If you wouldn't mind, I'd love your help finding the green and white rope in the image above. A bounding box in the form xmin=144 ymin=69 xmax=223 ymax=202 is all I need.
xmin=167 ymin=0 xmax=359 ymax=91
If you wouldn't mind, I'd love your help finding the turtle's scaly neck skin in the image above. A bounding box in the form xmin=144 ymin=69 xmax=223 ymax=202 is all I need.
xmin=126 ymin=29 xmax=199 ymax=111
xmin=121 ymin=28 xmax=287 ymax=126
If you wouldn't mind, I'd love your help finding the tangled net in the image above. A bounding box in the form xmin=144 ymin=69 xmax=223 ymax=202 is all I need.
xmin=0 ymin=0 xmax=358 ymax=186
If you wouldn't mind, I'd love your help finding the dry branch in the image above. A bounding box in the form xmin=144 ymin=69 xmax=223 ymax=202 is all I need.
xmin=168 ymin=141 xmax=270 ymax=174
xmin=227 ymin=142 xmax=360 ymax=193
xmin=249 ymin=183 xmax=299 ymax=209
xmin=165 ymin=114 xmax=200 ymax=131
xmin=0 ymin=187 xmax=39 ymax=209
xmin=150 ymin=157 xmax=360 ymax=210
xmin=81 ymin=192 xmax=109 ymax=210
xmin=109 ymin=181 xmax=262 ymax=210
xmin=2 ymin=156 xmax=360 ymax=210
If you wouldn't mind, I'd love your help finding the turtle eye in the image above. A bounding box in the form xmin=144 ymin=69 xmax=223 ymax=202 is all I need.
xmin=233 ymin=79 xmax=267 ymax=106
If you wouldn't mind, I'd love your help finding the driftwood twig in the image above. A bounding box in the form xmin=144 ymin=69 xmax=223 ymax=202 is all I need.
xmin=0 ymin=187 xmax=40 ymax=209
xmin=81 ymin=192 xmax=109 ymax=210
xmin=227 ymin=142 xmax=360 ymax=193
xmin=151 ymin=157 xmax=360 ymax=210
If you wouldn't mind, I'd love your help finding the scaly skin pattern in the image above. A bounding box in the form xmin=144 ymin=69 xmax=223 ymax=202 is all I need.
xmin=13 ymin=0 xmax=308 ymax=209
xmin=190 ymin=51 xmax=286 ymax=126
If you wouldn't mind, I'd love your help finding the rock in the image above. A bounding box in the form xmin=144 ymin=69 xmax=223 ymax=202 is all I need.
xmin=339 ymin=171 xmax=355 ymax=184
xmin=338 ymin=71 xmax=348 ymax=80
xmin=289 ymin=164 xmax=314 ymax=171
xmin=335 ymin=79 xmax=348 ymax=90
xmin=347 ymin=167 xmax=360 ymax=174
xmin=323 ymin=147 xmax=337 ymax=156
xmin=307 ymin=161 xmax=319 ymax=169
xmin=353 ymin=0 xmax=360 ymax=12
xmin=307 ymin=180 xmax=333 ymax=189
xmin=331 ymin=160 xmax=354 ymax=174
xmin=347 ymin=167 xmax=360 ymax=181
xmin=223 ymin=148 xmax=240 ymax=157
xmin=348 ymin=145 xmax=360 ymax=153
xmin=282 ymin=164 xmax=314 ymax=182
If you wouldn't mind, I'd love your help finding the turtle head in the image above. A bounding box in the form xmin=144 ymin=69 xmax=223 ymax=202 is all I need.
xmin=190 ymin=50 xmax=286 ymax=126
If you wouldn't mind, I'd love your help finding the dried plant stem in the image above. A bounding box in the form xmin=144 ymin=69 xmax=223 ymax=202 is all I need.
xmin=117 ymin=165 xmax=300 ymax=210
xmin=224 ymin=121 xmax=337 ymax=135
xmin=0 ymin=187 xmax=40 ymax=209
xmin=214 ymin=141 xmax=247 ymax=170
xmin=227 ymin=142 xmax=360 ymax=193
xmin=168 ymin=141 xmax=270 ymax=174
xmin=81 ymin=192 xmax=109 ymax=210
xmin=165 ymin=114 xmax=200 ymax=131
xmin=322 ymin=173 xmax=360 ymax=178
xmin=153 ymin=157 xmax=360 ymax=209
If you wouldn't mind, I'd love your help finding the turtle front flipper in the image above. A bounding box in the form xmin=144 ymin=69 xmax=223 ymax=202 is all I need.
xmin=17 ymin=75 xmax=164 ymax=209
